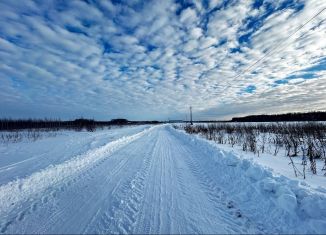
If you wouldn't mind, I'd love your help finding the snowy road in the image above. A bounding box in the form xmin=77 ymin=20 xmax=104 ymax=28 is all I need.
xmin=0 ymin=125 xmax=325 ymax=234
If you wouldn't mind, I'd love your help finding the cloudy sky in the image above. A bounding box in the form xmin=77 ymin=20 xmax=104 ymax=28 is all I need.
xmin=0 ymin=0 xmax=326 ymax=121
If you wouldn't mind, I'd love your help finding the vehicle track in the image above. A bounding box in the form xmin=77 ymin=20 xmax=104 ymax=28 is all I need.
xmin=1 ymin=125 xmax=270 ymax=234
xmin=0 ymin=127 xmax=153 ymax=233
xmin=85 ymin=130 xmax=160 ymax=234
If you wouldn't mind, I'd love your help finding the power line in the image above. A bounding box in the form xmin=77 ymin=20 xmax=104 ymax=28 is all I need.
xmin=232 ymin=7 xmax=326 ymax=80
xmin=217 ymin=6 xmax=326 ymax=90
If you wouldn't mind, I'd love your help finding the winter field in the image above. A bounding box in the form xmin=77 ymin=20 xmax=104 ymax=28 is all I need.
xmin=0 ymin=124 xmax=325 ymax=234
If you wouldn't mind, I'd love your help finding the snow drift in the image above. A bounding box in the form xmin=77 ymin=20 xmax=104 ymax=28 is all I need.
xmin=0 ymin=126 xmax=156 ymax=216
xmin=171 ymin=126 xmax=326 ymax=234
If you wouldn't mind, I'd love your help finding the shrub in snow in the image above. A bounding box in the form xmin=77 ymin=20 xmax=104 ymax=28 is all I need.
xmin=180 ymin=122 xmax=326 ymax=178
xmin=171 ymin=126 xmax=326 ymax=233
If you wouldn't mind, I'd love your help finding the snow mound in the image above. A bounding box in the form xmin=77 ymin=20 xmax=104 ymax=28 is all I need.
xmin=0 ymin=126 xmax=156 ymax=216
xmin=171 ymin=126 xmax=326 ymax=234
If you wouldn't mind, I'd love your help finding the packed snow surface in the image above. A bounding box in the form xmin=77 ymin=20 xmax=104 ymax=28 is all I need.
xmin=0 ymin=125 xmax=325 ymax=234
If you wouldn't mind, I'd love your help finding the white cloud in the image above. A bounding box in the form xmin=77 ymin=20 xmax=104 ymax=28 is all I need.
xmin=180 ymin=7 xmax=198 ymax=25
xmin=0 ymin=0 xmax=325 ymax=120
xmin=190 ymin=27 xmax=203 ymax=39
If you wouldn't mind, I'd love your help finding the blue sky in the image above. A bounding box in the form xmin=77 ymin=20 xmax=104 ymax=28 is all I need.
xmin=0 ymin=0 xmax=326 ymax=121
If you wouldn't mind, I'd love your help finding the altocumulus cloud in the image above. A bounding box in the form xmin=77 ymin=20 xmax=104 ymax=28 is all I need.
xmin=0 ymin=0 xmax=326 ymax=120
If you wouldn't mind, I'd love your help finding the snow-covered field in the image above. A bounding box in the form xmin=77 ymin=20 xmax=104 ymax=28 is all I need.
xmin=215 ymin=143 xmax=326 ymax=188
xmin=0 ymin=125 xmax=325 ymax=234
xmin=179 ymin=122 xmax=326 ymax=188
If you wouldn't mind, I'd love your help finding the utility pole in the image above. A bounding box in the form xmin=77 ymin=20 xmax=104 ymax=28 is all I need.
xmin=190 ymin=106 xmax=193 ymax=125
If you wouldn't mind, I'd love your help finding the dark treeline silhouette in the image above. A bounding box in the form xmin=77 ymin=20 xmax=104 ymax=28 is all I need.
xmin=192 ymin=120 xmax=229 ymax=123
xmin=231 ymin=111 xmax=326 ymax=122
xmin=0 ymin=118 xmax=161 ymax=131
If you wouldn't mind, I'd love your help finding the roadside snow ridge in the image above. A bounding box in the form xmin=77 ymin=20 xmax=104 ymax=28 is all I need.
xmin=0 ymin=125 xmax=325 ymax=234
xmin=0 ymin=126 xmax=155 ymax=216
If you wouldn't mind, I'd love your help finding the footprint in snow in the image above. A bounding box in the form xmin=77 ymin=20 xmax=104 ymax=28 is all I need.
xmin=0 ymin=221 xmax=13 ymax=233
xmin=17 ymin=211 xmax=25 ymax=221
xmin=235 ymin=210 xmax=242 ymax=218
xmin=31 ymin=203 xmax=37 ymax=212
xmin=42 ymin=196 xmax=48 ymax=203
xmin=227 ymin=201 xmax=234 ymax=209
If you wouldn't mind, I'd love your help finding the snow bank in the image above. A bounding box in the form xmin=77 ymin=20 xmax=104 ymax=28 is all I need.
xmin=0 ymin=125 xmax=150 ymax=185
xmin=170 ymin=126 xmax=326 ymax=234
xmin=0 ymin=126 xmax=156 ymax=216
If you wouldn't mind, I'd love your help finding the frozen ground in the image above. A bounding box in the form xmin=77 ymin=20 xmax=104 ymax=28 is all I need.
xmin=0 ymin=125 xmax=325 ymax=234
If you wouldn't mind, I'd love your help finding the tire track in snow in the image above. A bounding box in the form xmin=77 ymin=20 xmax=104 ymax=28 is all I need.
xmin=132 ymin=128 xmax=201 ymax=234
xmin=89 ymin=131 xmax=159 ymax=234
xmin=168 ymin=127 xmax=263 ymax=234
xmin=0 ymin=127 xmax=156 ymax=233
xmin=158 ymin=130 xmax=201 ymax=234
xmin=1 ymin=150 xmax=127 ymax=233
xmin=31 ymin=130 xmax=159 ymax=234
xmin=168 ymin=147 xmax=203 ymax=233
xmin=104 ymin=153 xmax=152 ymax=234
xmin=83 ymin=129 xmax=160 ymax=234
xmin=185 ymin=155 xmax=258 ymax=233
xmin=34 ymin=148 xmax=136 ymax=234
xmin=133 ymin=129 xmax=168 ymax=234
xmin=1 ymin=125 xmax=300 ymax=234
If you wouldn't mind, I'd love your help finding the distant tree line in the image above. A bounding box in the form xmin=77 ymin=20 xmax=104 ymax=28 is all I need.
xmin=0 ymin=118 xmax=161 ymax=131
xmin=231 ymin=111 xmax=326 ymax=122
